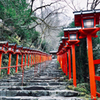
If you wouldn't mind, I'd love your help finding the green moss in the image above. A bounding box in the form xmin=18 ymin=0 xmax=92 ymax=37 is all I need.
xmin=79 ymin=92 xmax=86 ymax=96
xmin=67 ymin=85 xmax=75 ymax=90
xmin=64 ymin=79 xmax=69 ymax=82
xmin=68 ymin=79 xmax=73 ymax=85
xmin=76 ymin=83 xmax=90 ymax=94
xmin=85 ymin=94 xmax=90 ymax=98
xmin=66 ymin=83 xmax=90 ymax=98
xmin=74 ymin=87 xmax=87 ymax=93
xmin=58 ymin=67 xmax=61 ymax=70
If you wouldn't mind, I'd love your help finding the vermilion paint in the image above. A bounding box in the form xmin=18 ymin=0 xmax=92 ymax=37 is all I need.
xmin=15 ymin=54 xmax=19 ymax=73
xmin=68 ymin=49 xmax=71 ymax=80
xmin=21 ymin=54 xmax=23 ymax=70
xmin=72 ymin=45 xmax=76 ymax=87
xmin=0 ymin=53 xmax=2 ymax=75
xmin=87 ymin=34 xmax=96 ymax=100
xmin=65 ymin=52 xmax=68 ymax=76
xmin=7 ymin=53 xmax=11 ymax=74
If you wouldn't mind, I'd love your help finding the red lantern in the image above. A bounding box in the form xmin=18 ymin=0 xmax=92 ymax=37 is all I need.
xmin=74 ymin=9 xmax=100 ymax=100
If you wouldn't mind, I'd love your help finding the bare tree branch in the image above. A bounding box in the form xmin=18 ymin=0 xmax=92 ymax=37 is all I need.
xmin=71 ymin=0 xmax=77 ymax=11
xmin=91 ymin=0 xmax=96 ymax=9
xmin=30 ymin=0 xmax=35 ymax=15
xmin=91 ymin=0 xmax=100 ymax=10
xmin=30 ymin=0 xmax=61 ymax=15
xmin=23 ymin=1 xmax=63 ymax=26
xmin=63 ymin=0 xmax=75 ymax=11
xmin=87 ymin=0 xmax=89 ymax=10
xmin=28 ymin=13 xmax=64 ymax=30
xmin=43 ymin=6 xmax=65 ymax=21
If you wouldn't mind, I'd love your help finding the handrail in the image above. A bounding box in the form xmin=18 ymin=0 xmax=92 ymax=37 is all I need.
xmin=94 ymin=59 xmax=100 ymax=97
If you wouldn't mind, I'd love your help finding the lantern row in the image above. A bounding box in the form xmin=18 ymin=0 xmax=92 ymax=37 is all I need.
xmin=0 ymin=41 xmax=52 ymax=75
xmin=57 ymin=9 xmax=100 ymax=100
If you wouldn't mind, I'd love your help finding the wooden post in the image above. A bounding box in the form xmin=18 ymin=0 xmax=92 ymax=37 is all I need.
xmin=87 ymin=34 xmax=96 ymax=100
xmin=68 ymin=49 xmax=71 ymax=80
xmin=7 ymin=53 xmax=11 ymax=74
xmin=15 ymin=54 xmax=19 ymax=73
xmin=72 ymin=44 xmax=76 ymax=87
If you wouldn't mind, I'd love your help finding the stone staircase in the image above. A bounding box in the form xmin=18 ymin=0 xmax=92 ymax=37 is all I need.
xmin=0 ymin=59 xmax=82 ymax=100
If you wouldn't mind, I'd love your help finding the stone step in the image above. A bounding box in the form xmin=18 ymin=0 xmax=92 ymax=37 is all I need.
xmin=1 ymin=96 xmax=83 ymax=100
xmin=0 ymin=78 xmax=22 ymax=82
xmin=24 ymin=71 xmax=61 ymax=75
xmin=8 ymin=73 xmax=62 ymax=80
xmin=26 ymin=82 xmax=67 ymax=86
xmin=0 ymin=90 xmax=79 ymax=97
xmin=0 ymin=85 xmax=66 ymax=90
xmin=33 ymin=77 xmax=60 ymax=80
xmin=40 ymin=71 xmax=62 ymax=73
xmin=0 ymin=75 xmax=62 ymax=83
xmin=0 ymin=82 xmax=67 ymax=86
xmin=23 ymin=79 xmax=60 ymax=82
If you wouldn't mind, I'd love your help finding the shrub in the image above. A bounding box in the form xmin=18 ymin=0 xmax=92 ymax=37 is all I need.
xmin=68 ymin=79 xmax=73 ymax=85
xmin=74 ymin=87 xmax=87 ymax=93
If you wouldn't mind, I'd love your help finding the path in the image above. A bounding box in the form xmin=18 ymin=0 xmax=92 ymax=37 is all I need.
xmin=0 ymin=59 xmax=82 ymax=100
